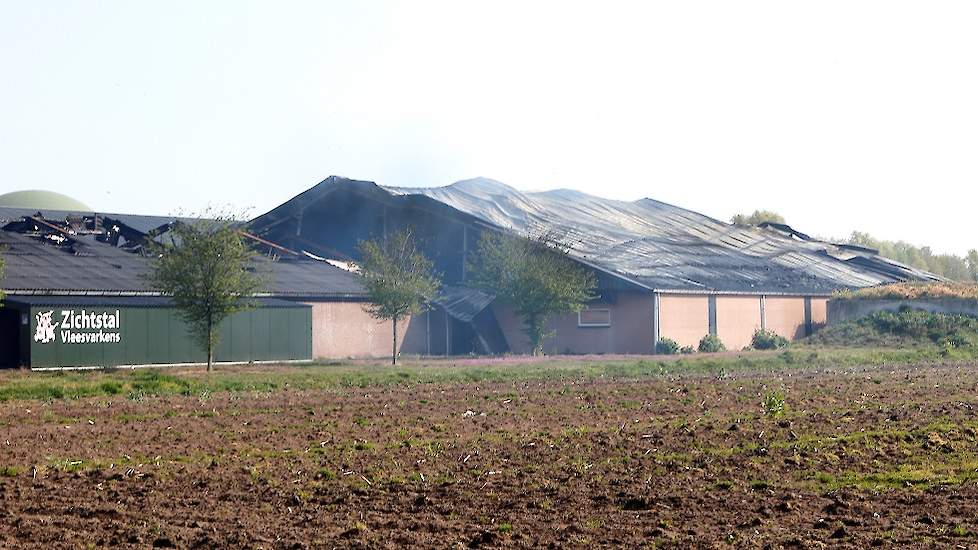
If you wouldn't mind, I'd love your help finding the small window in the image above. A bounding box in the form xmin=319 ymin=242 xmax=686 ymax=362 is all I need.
xmin=578 ymin=308 xmax=611 ymax=328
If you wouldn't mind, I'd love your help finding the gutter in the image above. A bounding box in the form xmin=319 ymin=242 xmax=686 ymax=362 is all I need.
xmin=2 ymin=290 xmax=370 ymax=300
xmin=652 ymin=288 xmax=834 ymax=298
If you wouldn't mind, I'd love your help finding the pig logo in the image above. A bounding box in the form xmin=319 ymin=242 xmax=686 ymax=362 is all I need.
xmin=34 ymin=310 xmax=59 ymax=344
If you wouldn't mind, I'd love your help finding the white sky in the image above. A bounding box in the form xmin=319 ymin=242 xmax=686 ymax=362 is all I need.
xmin=1 ymin=1 xmax=976 ymax=254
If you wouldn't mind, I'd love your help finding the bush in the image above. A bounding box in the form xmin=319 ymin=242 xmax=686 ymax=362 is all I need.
xmin=752 ymin=329 xmax=789 ymax=350
xmin=679 ymin=345 xmax=696 ymax=355
xmin=809 ymin=306 xmax=978 ymax=349
xmin=698 ymin=334 xmax=726 ymax=353
xmin=655 ymin=337 xmax=680 ymax=355
xmin=835 ymin=282 xmax=978 ymax=301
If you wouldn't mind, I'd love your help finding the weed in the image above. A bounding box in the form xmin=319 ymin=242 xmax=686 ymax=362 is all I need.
xmin=952 ymin=525 xmax=973 ymax=537
xmin=713 ymin=480 xmax=734 ymax=490
xmin=762 ymin=392 xmax=786 ymax=418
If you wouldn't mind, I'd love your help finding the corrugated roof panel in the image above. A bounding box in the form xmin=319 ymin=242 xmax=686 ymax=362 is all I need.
xmin=0 ymin=229 xmax=368 ymax=298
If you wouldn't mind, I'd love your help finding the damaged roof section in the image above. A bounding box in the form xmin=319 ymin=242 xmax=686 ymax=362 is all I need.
xmin=386 ymin=178 xmax=941 ymax=294
xmin=249 ymin=176 xmax=937 ymax=296
xmin=0 ymin=209 xmax=367 ymax=299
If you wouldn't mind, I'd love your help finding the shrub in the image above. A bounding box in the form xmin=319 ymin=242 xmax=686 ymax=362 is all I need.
xmin=680 ymin=345 xmax=695 ymax=355
xmin=698 ymin=334 xmax=726 ymax=353
xmin=808 ymin=306 xmax=978 ymax=349
xmin=752 ymin=329 xmax=789 ymax=350
xmin=655 ymin=337 xmax=680 ymax=355
xmin=835 ymin=282 xmax=978 ymax=301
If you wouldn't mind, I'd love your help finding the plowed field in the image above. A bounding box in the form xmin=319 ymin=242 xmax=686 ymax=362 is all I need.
xmin=2 ymin=358 xmax=978 ymax=548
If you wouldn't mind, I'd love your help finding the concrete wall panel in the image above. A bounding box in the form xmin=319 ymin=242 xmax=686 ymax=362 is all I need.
xmin=306 ymin=302 xmax=427 ymax=359
xmin=492 ymin=291 xmax=654 ymax=355
xmin=811 ymin=298 xmax=828 ymax=329
xmin=658 ymin=295 xmax=709 ymax=349
xmin=715 ymin=296 xmax=762 ymax=351
xmin=765 ymin=297 xmax=807 ymax=340
xmin=827 ymin=297 xmax=978 ymax=325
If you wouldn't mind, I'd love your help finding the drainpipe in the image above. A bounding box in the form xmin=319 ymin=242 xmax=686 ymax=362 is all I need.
xmin=760 ymin=295 xmax=767 ymax=331
xmin=804 ymin=297 xmax=813 ymax=336
xmin=708 ymin=295 xmax=718 ymax=336
xmin=652 ymin=292 xmax=661 ymax=352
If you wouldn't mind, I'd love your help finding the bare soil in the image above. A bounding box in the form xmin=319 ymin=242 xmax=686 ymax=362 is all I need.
xmin=3 ymin=361 xmax=978 ymax=548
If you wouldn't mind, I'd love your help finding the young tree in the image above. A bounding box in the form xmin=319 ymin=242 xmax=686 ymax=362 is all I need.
xmin=467 ymin=232 xmax=597 ymax=356
xmin=357 ymin=229 xmax=441 ymax=365
xmin=968 ymin=250 xmax=978 ymax=282
xmin=148 ymin=217 xmax=265 ymax=371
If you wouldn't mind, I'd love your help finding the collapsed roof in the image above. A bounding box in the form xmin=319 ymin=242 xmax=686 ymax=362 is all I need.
xmin=251 ymin=176 xmax=940 ymax=296
xmin=0 ymin=208 xmax=366 ymax=299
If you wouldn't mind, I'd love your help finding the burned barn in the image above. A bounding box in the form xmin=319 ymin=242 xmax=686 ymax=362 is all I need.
xmin=0 ymin=204 xmax=425 ymax=368
xmin=248 ymin=176 xmax=940 ymax=355
xmin=0 ymin=179 xmax=940 ymax=368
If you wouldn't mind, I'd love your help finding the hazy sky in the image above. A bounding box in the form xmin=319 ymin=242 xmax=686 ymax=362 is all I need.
xmin=2 ymin=2 xmax=976 ymax=254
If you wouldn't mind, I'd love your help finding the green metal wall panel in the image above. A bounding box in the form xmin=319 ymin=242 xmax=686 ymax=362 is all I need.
xmin=288 ymin=308 xmax=311 ymax=360
xmin=27 ymin=304 xmax=311 ymax=368
xmin=230 ymin=313 xmax=251 ymax=362
xmin=76 ymin=328 xmax=104 ymax=366
xmin=125 ymin=308 xmax=148 ymax=365
xmin=250 ymin=308 xmax=271 ymax=361
xmin=214 ymin=316 xmax=234 ymax=362
xmin=268 ymin=309 xmax=290 ymax=359
xmin=103 ymin=316 xmax=127 ymax=366
xmin=146 ymin=309 xmax=170 ymax=364
xmin=168 ymin=313 xmax=193 ymax=364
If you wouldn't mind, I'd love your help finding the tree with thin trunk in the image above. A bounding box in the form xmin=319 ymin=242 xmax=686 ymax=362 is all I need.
xmin=148 ymin=216 xmax=265 ymax=371
xmin=466 ymin=232 xmax=597 ymax=356
xmin=357 ymin=229 xmax=440 ymax=365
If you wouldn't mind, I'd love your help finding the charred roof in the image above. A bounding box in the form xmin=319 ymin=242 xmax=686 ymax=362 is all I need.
xmin=250 ymin=176 xmax=941 ymax=296
xmin=0 ymin=208 xmax=366 ymax=299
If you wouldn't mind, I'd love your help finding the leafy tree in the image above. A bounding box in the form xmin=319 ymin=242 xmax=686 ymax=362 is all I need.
xmin=730 ymin=210 xmax=786 ymax=226
xmin=148 ymin=217 xmax=264 ymax=371
xmin=847 ymin=232 xmax=973 ymax=281
xmin=467 ymin=232 xmax=597 ymax=356
xmin=357 ymin=229 xmax=441 ymax=365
